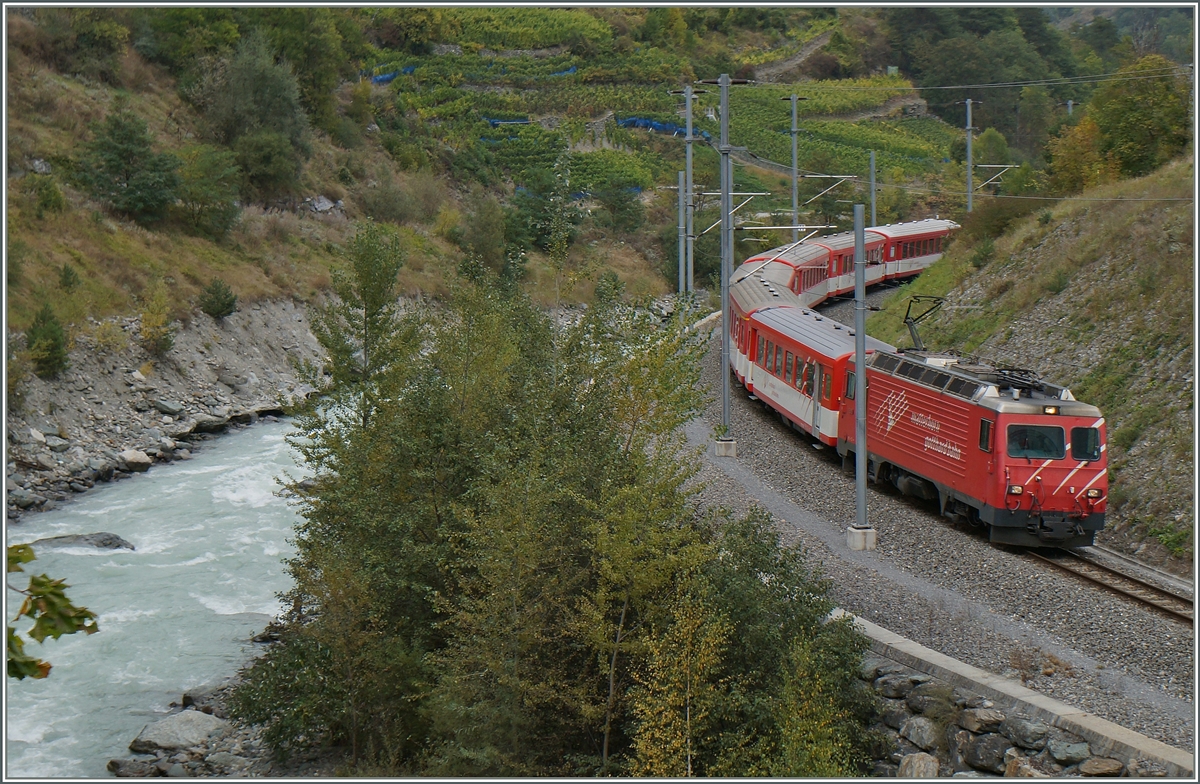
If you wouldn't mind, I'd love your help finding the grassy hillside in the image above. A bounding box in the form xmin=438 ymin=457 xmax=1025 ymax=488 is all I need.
xmin=868 ymin=157 xmax=1194 ymax=567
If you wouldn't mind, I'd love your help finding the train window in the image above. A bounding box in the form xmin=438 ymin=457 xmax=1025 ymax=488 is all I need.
xmin=979 ymin=420 xmax=993 ymax=452
xmin=873 ymin=354 xmax=900 ymax=373
xmin=802 ymin=362 xmax=815 ymax=396
xmin=946 ymin=377 xmax=980 ymax=399
xmin=766 ymin=341 xmax=774 ymax=369
xmin=785 ymin=352 xmax=794 ymax=384
xmin=897 ymin=361 xmax=924 ymax=380
xmin=774 ymin=347 xmax=784 ymax=376
xmin=757 ymin=336 xmax=765 ymax=364
xmin=845 ymin=371 xmax=855 ymax=400
xmin=1007 ymin=425 xmax=1065 ymax=459
xmin=890 ymin=245 xmax=896 ymax=259
xmin=821 ymin=370 xmax=832 ymax=401
xmin=921 ymin=369 xmax=951 ymax=389
xmin=1071 ymin=427 xmax=1102 ymax=461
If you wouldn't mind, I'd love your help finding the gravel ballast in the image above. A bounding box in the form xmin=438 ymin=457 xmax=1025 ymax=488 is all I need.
xmin=690 ymin=317 xmax=1194 ymax=751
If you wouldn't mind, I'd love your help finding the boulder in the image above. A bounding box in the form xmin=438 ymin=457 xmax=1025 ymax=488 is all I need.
xmin=30 ymin=532 xmax=135 ymax=550
xmin=204 ymin=752 xmax=248 ymax=771
xmin=906 ymin=681 xmax=949 ymax=714
xmin=1005 ymin=757 xmax=1051 ymax=777
xmin=154 ymin=399 xmax=184 ymax=416
xmin=89 ymin=458 xmax=116 ymax=481
xmin=898 ymin=752 xmax=939 ymax=778
xmin=1079 ymin=757 xmax=1124 ymax=777
xmin=1047 ymin=739 xmax=1090 ymax=765
xmin=36 ymin=453 xmax=59 ymax=471
xmin=191 ymin=414 xmax=229 ymax=434
xmin=9 ymin=487 xmax=46 ymax=509
xmin=166 ymin=420 xmax=196 ymax=439
xmin=129 ymin=710 xmax=228 ymax=753
xmin=1001 ymin=716 xmax=1048 ymax=750
xmin=881 ymin=700 xmax=912 ymax=730
xmin=1125 ymin=758 xmax=1168 ymax=777
xmin=959 ymin=707 xmax=1005 ymax=733
xmin=45 ymin=435 xmax=71 ymax=452
xmin=107 ymin=758 xmax=157 ymax=777
xmin=860 ymin=657 xmax=903 ymax=681
xmin=899 ymin=716 xmax=940 ymax=751
xmin=118 ymin=450 xmax=153 ymax=472
xmin=964 ymin=733 xmax=1013 ymax=774
xmin=29 ymin=428 xmax=46 ymax=444
xmin=875 ymin=673 xmax=917 ymax=698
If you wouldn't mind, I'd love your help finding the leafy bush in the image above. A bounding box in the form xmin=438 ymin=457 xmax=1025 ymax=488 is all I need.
xmin=25 ymin=303 xmax=70 ymax=379
xmin=139 ymin=281 xmax=175 ymax=356
xmin=23 ymin=174 xmax=67 ymax=219
xmin=234 ymin=131 xmax=302 ymax=203
xmin=175 ymin=145 xmax=241 ymax=238
xmin=198 ymin=278 xmax=238 ymax=320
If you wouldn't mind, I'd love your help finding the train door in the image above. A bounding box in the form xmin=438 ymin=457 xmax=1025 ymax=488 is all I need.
xmin=815 ymin=364 xmax=834 ymax=439
xmin=797 ymin=357 xmax=816 ymax=432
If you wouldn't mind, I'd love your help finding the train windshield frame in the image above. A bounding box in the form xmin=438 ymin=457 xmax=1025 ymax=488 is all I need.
xmin=1006 ymin=424 xmax=1066 ymax=459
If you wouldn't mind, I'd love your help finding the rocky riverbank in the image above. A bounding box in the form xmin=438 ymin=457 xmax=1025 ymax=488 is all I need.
xmin=6 ymin=300 xmax=325 ymax=523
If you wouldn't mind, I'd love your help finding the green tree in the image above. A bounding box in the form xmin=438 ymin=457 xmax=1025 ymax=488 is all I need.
xmin=7 ymin=544 xmax=99 ymax=679
xmin=198 ymin=278 xmax=237 ymax=320
xmin=1089 ymin=54 xmax=1191 ymax=177
xmin=79 ymin=103 xmax=180 ymax=224
xmin=248 ymin=8 xmax=351 ymax=129
xmin=1047 ymin=115 xmax=1119 ymax=194
xmin=203 ymin=31 xmax=310 ymax=153
xmin=25 ymin=303 xmax=69 ymax=379
xmin=974 ymin=127 xmax=1011 ymax=165
xmin=175 ymin=144 xmax=241 ymax=237
xmin=310 ymin=220 xmax=411 ymax=427
xmin=233 ymin=131 xmax=302 ymax=204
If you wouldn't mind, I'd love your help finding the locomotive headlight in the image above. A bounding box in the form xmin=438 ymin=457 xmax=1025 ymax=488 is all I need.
xmin=1085 ymin=488 xmax=1103 ymax=499
xmin=1043 ymin=406 xmax=1059 ymax=415
xmin=1007 ymin=485 xmax=1024 ymax=495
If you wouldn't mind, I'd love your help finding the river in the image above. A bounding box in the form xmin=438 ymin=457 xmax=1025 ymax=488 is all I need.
xmin=5 ymin=419 xmax=303 ymax=778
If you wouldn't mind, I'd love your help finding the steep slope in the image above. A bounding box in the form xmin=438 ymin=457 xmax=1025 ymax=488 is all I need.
xmin=869 ymin=157 xmax=1194 ymax=574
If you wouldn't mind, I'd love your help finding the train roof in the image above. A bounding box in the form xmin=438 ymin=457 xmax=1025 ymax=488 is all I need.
xmin=730 ymin=273 xmax=804 ymax=314
xmin=810 ymin=230 xmax=885 ymax=252
xmin=869 ymin=350 xmax=1102 ymax=417
xmin=868 ymin=218 xmax=960 ymax=239
xmin=755 ymin=307 xmax=894 ymax=360
xmin=742 ymin=242 xmax=829 ymax=269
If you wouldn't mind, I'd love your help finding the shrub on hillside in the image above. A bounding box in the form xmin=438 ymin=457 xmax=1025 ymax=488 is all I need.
xmin=58 ymin=263 xmax=81 ymax=292
xmin=78 ymin=102 xmax=181 ymax=224
xmin=175 ymin=145 xmax=241 ymax=238
xmin=139 ymin=281 xmax=175 ymax=356
xmin=202 ymin=31 xmax=310 ymax=153
xmin=199 ymin=278 xmax=238 ymax=320
xmin=26 ymin=303 xmax=70 ymax=379
xmin=22 ymin=174 xmax=67 ymax=219
xmin=234 ymin=131 xmax=302 ymax=204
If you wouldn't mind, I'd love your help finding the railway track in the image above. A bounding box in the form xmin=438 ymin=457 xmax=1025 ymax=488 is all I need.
xmin=1024 ymin=548 xmax=1194 ymax=626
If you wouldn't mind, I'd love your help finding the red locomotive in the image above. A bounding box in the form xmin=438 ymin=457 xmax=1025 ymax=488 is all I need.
xmin=726 ymin=219 xmax=1108 ymax=548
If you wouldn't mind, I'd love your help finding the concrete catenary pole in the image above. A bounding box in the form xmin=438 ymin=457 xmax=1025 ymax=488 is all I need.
xmin=685 ymin=86 xmax=696 ymax=292
xmin=848 ymin=203 xmax=876 ymax=550
xmin=719 ymin=73 xmax=734 ymax=450
xmin=677 ymin=170 xmax=686 ymax=293
xmin=965 ymin=98 xmax=974 ymax=213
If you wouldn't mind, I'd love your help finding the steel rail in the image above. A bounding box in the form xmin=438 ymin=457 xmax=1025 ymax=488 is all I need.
xmin=1024 ymin=549 xmax=1194 ymax=626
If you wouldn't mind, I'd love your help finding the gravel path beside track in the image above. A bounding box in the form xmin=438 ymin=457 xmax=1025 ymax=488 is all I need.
xmin=689 ymin=315 xmax=1194 ymax=750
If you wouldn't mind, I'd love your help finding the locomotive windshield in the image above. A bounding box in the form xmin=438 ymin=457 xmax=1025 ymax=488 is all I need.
xmin=1071 ymin=427 xmax=1102 ymax=461
xmin=1006 ymin=425 xmax=1065 ymax=459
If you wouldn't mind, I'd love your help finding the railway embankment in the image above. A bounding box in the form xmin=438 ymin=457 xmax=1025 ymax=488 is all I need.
xmin=5 ymin=300 xmax=324 ymax=522
xmin=866 ymin=156 xmax=1195 ymax=576
xmin=690 ymin=324 xmax=1194 ymax=757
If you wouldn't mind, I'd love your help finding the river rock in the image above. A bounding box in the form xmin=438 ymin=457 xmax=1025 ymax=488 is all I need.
xmin=1079 ymin=757 xmax=1124 ymax=777
xmin=30 ymin=532 xmax=135 ymax=550
xmin=154 ymin=399 xmax=184 ymax=416
xmin=45 ymin=435 xmax=70 ymax=452
xmin=192 ymin=414 xmax=229 ymax=434
xmin=118 ymin=449 xmax=153 ymax=472
xmin=107 ymin=758 xmax=157 ymax=777
xmin=1001 ymin=715 xmax=1048 ymax=749
xmin=1047 ymin=738 xmax=1090 ymax=764
xmin=129 ymin=710 xmax=228 ymax=753
xmin=958 ymin=707 xmax=1005 ymax=733
xmin=88 ymin=458 xmax=116 ymax=481
xmin=29 ymin=428 xmax=46 ymax=444
xmin=9 ymin=487 xmax=46 ymax=508
xmin=898 ymin=752 xmax=939 ymax=778
xmin=964 ymin=733 xmax=1013 ymax=774
xmin=899 ymin=716 xmax=940 ymax=751
xmin=36 ymin=453 xmax=58 ymax=471
xmin=205 ymin=751 xmax=248 ymax=771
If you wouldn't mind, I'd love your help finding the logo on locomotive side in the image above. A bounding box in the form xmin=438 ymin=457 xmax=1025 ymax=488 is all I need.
xmin=874 ymin=390 xmax=910 ymax=434
xmin=911 ymin=412 xmax=941 ymax=432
